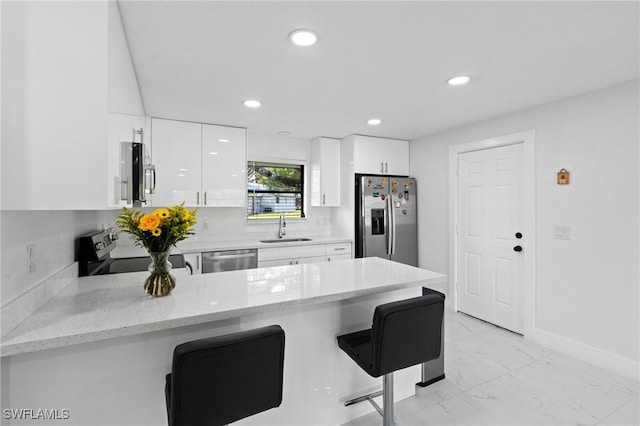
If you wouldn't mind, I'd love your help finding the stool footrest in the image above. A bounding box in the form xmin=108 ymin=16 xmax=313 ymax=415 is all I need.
xmin=416 ymin=373 xmax=445 ymax=388
xmin=344 ymin=389 xmax=383 ymax=407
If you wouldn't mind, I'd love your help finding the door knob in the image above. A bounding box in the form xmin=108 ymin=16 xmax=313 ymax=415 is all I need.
xmin=513 ymin=245 xmax=523 ymax=252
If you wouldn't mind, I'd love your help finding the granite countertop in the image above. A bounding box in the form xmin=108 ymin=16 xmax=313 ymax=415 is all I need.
xmin=1 ymin=258 xmax=446 ymax=357
xmin=111 ymin=236 xmax=353 ymax=257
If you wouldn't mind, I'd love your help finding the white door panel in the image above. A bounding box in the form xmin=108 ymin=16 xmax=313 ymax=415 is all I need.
xmin=457 ymin=143 xmax=524 ymax=334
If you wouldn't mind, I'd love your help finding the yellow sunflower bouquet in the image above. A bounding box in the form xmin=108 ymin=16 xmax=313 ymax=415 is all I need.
xmin=116 ymin=204 xmax=197 ymax=253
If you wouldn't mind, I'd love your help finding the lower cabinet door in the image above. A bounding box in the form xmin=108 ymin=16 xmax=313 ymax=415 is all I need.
xmin=258 ymin=259 xmax=294 ymax=268
xmin=258 ymin=256 xmax=326 ymax=268
xmin=326 ymin=254 xmax=352 ymax=262
xmin=182 ymin=253 xmax=202 ymax=275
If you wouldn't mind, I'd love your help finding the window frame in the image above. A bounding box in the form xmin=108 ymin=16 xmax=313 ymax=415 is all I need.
xmin=246 ymin=158 xmax=308 ymax=222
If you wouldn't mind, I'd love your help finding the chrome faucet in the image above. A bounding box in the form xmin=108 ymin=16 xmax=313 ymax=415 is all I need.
xmin=278 ymin=213 xmax=286 ymax=238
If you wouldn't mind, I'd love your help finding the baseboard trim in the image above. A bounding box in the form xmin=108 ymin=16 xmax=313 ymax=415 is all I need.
xmin=527 ymin=327 xmax=639 ymax=381
xmin=1 ymin=263 xmax=78 ymax=337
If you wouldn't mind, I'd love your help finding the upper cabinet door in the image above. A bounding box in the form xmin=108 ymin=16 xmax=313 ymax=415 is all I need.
xmin=310 ymin=137 xmax=341 ymax=206
xmin=201 ymin=124 xmax=247 ymax=207
xmin=352 ymin=135 xmax=409 ymax=176
xmin=151 ymin=118 xmax=202 ymax=207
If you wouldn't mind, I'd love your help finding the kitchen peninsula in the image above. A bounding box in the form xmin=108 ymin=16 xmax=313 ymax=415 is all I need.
xmin=1 ymin=258 xmax=446 ymax=425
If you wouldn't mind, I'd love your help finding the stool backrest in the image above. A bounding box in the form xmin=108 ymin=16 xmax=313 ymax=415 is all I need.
xmin=168 ymin=325 xmax=285 ymax=426
xmin=370 ymin=294 xmax=444 ymax=377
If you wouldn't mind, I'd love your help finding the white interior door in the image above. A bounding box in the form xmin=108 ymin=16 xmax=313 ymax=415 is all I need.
xmin=457 ymin=143 xmax=525 ymax=334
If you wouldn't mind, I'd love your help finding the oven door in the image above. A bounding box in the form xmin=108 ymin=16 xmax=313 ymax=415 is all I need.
xmin=105 ymin=254 xmax=185 ymax=274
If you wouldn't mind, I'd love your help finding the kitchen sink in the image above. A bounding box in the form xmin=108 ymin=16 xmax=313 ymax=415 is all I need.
xmin=260 ymin=238 xmax=313 ymax=243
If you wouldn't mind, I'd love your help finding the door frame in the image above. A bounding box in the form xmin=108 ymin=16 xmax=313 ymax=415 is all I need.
xmin=449 ymin=130 xmax=536 ymax=336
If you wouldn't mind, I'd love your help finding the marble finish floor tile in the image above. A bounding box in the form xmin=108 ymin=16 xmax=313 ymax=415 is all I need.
xmin=460 ymin=373 xmax=599 ymax=425
xmin=510 ymin=358 xmax=637 ymax=421
xmin=598 ymin=397 xmax=640 ymax=425
xmin=341 ymin=311 xmax=640 ymax=426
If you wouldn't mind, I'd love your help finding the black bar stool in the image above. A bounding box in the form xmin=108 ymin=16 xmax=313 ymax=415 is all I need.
xmin=165 ymin=325 xmax=285 ymax=426
xmin=337 ymin=294 xmax=445 ymax=426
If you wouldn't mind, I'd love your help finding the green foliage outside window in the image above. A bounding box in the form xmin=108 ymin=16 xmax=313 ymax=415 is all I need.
xmin=247 ymin=161 xmax=304 ymax=220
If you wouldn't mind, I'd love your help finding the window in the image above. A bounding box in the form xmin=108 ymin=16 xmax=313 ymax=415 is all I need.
xmin=247 ymin=161 xmax=305 ymax=220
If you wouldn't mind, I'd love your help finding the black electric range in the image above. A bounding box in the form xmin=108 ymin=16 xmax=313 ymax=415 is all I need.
xmin=78 ymin=229 xmax=185 ymax=276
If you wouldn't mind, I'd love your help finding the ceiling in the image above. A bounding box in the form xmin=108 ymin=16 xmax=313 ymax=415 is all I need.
xmin=118 ymin=1 xmax=639 ymax=141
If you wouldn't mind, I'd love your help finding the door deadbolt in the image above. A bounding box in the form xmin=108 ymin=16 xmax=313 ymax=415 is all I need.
xmin=513 ymin=245 xmax=523 ymax=252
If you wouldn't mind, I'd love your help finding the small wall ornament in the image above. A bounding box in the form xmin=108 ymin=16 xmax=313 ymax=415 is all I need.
xmin=557 ymin=168 xmax=570 ymax=185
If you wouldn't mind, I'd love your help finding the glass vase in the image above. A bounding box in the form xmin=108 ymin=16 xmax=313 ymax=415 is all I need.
xmin=144 ymin=251 xmax=176 ymax=297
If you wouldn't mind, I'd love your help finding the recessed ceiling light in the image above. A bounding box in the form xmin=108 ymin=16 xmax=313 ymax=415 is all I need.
xmin=243 ymin=99 xmax=261 ymax=108
xmin=289 ymin=29 xmax=318 ymax=47
xmin=278 ymin=131 xmax=291 ymax=136
xmin=218 ymin=138 xmax=229 ymax=143
xmin=446 ymin=75 xmax=471 ymax=86
xmin=367 ymin=118 xmax=382 ymax=126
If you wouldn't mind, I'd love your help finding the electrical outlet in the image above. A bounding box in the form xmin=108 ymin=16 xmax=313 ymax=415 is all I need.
xmin=203 ymin=220 xmax=209 ymax=230
xmin=26 ymin=243 xmax=37 ymax=274
xmin=554 ymin=226 xmax=571 ymax=240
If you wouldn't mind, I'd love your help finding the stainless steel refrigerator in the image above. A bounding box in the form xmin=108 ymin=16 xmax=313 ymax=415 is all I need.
xmin=355 ymin=174 xmax=418 ymax=266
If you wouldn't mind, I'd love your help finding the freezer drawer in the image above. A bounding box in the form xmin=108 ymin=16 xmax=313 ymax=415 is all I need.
xmin=202 ymin=249 xmax=258 ymax=273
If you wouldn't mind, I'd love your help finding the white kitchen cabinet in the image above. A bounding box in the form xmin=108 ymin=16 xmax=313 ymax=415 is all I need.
xmin=258 ymin=244 xmax=326 ymax=268
xmin=325 ymin=242 xmax=352 ymax=262
xmin=258 ymin=256 xmax=326 ymax=268
xmin=151 ymin=118 xmax=247 ymax=207
xmin=202 ymin=124 xmax=247 ymax=207
xmin=151 ymin=119 xmax=202 ymax=206
xmin=310 ymin=137 xmax=341 ymax=206
xmin=349 ymin=135 xmax=409 ymax=176
xmin=258 ymin=242 xmax=351 ymax=267
xmin=183 ymin=253 xmax=202 ymax=275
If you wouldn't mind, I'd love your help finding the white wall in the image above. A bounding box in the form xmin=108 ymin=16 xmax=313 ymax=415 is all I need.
xmin=410 ymin=80 xmax=639 ymax=368
xmin=108 ymin=1 xmax=145 ymax=116
xmin=1 ymin=1 xmax=110 ymax=210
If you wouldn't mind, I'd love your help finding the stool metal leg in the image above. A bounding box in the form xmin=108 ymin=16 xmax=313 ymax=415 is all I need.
xmin=382 ymin=373 xmax=395 ymax=426
xmin=343 ymin=374 xmax=396 ymax=426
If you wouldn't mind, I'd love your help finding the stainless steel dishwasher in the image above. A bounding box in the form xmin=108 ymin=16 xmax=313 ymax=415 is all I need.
xmin=202 ymin=249 xmax=258 ymax=273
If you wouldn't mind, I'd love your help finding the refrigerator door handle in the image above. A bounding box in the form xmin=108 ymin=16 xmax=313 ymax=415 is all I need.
xmin=391 ymin=196 xmax=396 ymax=255
xmin=387 ymin=195 xmax=394 ymax=256
xmin=360 ymin=186 xmax=367 ymax=257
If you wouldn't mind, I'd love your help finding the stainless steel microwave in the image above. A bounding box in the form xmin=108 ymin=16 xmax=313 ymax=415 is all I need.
xmin=120 ymin=129 xmax=155 ymax=207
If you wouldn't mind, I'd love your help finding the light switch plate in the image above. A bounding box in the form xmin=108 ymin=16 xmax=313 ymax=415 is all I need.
xmin=554 ymin=226 xmax=571 ymax=240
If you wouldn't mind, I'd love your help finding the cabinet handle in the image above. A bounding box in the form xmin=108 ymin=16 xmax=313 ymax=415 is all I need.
xmin=204 ymin=192 xmax=207 ymax=206
xmin=385 ymin=162 xmax=388 ymax=173
xmin=333 ymin=247 xmax=345 ymax=251
xmin=327 ymin=257 xmax=331 ymax=262
xmin=322 ymin=194 xmax=326 ymax=205
xmin=196 ymin=191 xmax=200 ymax=205
xmin=380 ymin=162 xmax=384 ymax=173
xmin=196 ymin=255 xmax=200 ymax=271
